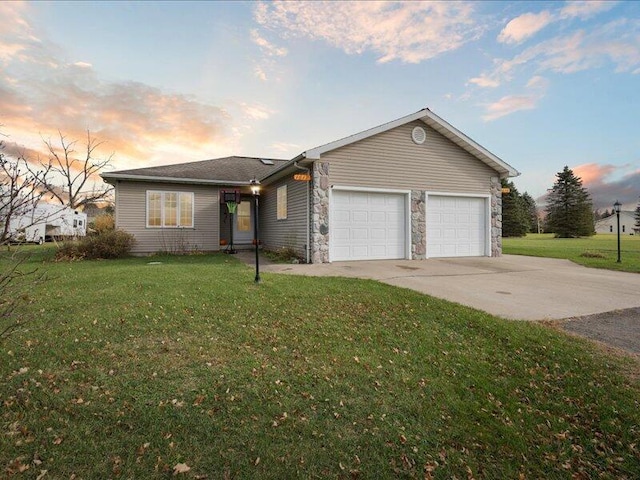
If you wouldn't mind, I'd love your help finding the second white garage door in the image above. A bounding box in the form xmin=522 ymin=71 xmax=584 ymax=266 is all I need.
xmin=332 ymin=190 xmax=406 ymax=261
xmin=427 ymin=195 xmax=487 ymax=258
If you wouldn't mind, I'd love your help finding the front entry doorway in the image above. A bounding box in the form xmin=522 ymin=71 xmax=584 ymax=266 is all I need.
xmin=233 ymin=200 xmax=254 ymax=244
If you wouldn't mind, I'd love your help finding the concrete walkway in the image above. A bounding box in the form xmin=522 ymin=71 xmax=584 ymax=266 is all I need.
xmin=244 ymin=254 xmax=640 ymax=321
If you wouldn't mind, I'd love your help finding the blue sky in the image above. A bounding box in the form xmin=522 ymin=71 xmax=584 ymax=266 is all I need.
xmin=1 ymin=1 xmax=639 ymax=209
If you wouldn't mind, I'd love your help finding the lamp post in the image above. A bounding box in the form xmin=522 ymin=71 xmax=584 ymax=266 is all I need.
xmin=250 ymin=178 xmax=261 ymax=283
xmin=613 ymin=200 xmax=621 ymax=263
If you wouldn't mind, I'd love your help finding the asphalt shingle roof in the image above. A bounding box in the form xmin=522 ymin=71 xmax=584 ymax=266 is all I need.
xmin=106 ymin=156 xmax=288 ymax=183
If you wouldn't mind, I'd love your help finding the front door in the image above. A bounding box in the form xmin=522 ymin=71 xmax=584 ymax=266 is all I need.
xmin=233 ymin=200 xmax=254 ymax=244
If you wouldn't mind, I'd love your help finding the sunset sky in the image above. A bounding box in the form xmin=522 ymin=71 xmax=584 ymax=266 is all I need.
xmin=1 ymin=1 xmax=639 ymax=209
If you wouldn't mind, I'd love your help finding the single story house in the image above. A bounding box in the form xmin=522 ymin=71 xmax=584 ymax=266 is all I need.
xmin=101 ymin=108 xmax=520 ymax=262
xmin=595 ymin=211 xmax=637 ymax=235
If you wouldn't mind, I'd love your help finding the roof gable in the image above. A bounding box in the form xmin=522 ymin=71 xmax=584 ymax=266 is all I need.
xmin=303 ymin=108 xmax=519 ymax=178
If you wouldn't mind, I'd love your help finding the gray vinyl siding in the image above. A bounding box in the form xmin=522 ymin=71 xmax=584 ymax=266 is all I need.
xmin=326 ymin=121 xmax=497 ymax=193
xmin=114 ymin=181 xmax=219 ymax=254
xmin=260 ymin=175 xmax=308 ymax=258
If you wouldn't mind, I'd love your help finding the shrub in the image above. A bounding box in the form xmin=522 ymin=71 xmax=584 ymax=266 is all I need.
xmin=56 ymin=229 xmax=135 ymax=260
xmin=264 ymin=246 xmax=303 ymax=263
xmin=93 ymin=213 xmax=115 ymax=233
xmin=580 ymin=251 xmax=606 ymax=259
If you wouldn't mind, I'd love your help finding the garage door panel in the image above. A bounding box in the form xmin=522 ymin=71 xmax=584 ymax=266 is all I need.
xmin=334 ymin=210 xmax=350 ymax=222
xmin=352 ymin=211 xmax=368 ymax=223
xmin=427 ymin=195 xmax=486 ymax=258
xmin=332 ymin=190 xmax=406 ymax=261
xmin=370 ymin=228 xmax=386 ymax=240
xmin=370 ymin=211 xmax=386 ymax=222
xmin=351 ymin=228 xmax=369 ymax=240
xmin=333 ymin=228 xmax=349 ymax=241
xmin=352 ymin=246 xmax=369 ymax=257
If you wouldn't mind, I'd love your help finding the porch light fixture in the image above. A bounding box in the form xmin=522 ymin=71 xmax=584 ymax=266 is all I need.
xmin=250 ymin=178 xmax=261 ymax=283
xmin=613 ymin=200 xmax=621 ymax=263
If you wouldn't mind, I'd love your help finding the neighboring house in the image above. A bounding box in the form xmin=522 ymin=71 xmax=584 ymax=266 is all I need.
xmin=101 ymin=108 xmax=520 ymax=262
xmin=595 ymin=211 xmax=637 ymax=235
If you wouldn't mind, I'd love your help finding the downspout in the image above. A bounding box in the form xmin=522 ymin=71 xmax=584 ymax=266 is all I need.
xmin=293 ymin=161 xmax=311 ymax=264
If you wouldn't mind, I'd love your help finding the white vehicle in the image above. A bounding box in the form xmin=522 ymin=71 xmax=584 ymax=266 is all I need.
xmin=9 ymin=204 xmax=87 ymax=244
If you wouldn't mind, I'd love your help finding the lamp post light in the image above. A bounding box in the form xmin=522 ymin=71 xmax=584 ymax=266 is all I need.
xmin=613 ymin=200 xmax=621 ymax=263
xmin=250 ymin=178 xmax=261 ymax=283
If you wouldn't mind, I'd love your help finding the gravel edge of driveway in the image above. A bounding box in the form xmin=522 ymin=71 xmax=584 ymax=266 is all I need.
xmin=539 ymin=307 xmax=640 ymax=381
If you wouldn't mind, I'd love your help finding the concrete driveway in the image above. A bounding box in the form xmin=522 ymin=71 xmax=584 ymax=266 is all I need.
xmin=261 ymin=255 xmax=640 ymax=321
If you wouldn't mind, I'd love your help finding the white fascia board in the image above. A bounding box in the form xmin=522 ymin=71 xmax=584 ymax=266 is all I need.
xmin=100 ymin=173 xmax=248 ymax=186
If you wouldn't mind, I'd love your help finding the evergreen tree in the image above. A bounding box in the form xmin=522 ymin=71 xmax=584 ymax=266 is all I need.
xmin=521 ymin=192 xmax=539 ymax=233
xmin=634 ymin=197 xmax=640 ymax=233
xmin=501 ymin=179 xmax=528 ymax=237
xmin=544 ymin=166 xmax=595 ymax=237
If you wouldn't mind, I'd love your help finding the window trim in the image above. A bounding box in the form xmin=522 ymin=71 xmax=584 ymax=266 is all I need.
xmin=277 ymin=185 xmax=288 ymax=220
xmin=146 ymin=190 xmax=195 ymax=228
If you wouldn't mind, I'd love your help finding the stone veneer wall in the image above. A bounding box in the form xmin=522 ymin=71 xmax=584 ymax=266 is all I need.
xmin=490 ymin=176 xmax=502 ymax=257
xmin=411 ymin=190 xmax=426 ymax=260
xmin=311 ymin=162 xmax=330 ymax=263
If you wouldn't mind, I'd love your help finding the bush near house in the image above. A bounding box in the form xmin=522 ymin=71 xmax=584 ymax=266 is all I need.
xmin=56 ymin=229 xmax=135 ymax=260
xmin=92 ymin=213 xmax=115 ymax=233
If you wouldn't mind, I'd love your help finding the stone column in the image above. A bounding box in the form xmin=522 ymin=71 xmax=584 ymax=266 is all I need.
xmin=411 ymin=190 xmax=426 ymax=259
xmin=490 ymin=176 xmax=502 ymax=257
xmin=311 ymin=162 xmax=330 ymax=263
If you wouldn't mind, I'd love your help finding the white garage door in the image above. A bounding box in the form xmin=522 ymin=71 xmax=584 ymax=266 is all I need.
xmin=332 ymin=190 xmax=406 ymax=261
xmin=427 ymin=196 xmax=486 ymax=258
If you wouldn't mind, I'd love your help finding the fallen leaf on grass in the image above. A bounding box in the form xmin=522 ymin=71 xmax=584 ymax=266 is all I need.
xmin=173 ymin=463 xmax=190 ymax=475
xmin=36 ymin=470 xmax=48 ymax=480
xmin=53 ymin=437 xmax=63 ymax=445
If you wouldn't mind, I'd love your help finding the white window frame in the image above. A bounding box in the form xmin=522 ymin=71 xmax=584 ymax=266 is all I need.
xmin=146 ymin=190 xmax=194 ymax=228
xmin=277 ymin=185 xmax=287 ymax=220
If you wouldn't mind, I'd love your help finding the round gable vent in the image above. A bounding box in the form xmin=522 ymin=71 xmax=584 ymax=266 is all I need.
xmin=412 ymin=126 xmax=426 ymax=145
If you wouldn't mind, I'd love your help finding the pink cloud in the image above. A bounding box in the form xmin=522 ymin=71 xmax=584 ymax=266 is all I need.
xmin=481 ymin=75 xmax=548 ymax=121
xmin=467 ymin=73 xmax=501 ymax=88
xmin=482 ymin=95 xmax=537 ymax=121
xmin=573 ymin=163 xmax=617 ymax=185
xmin=573 ymin=163 xmax=640 ymax=209
xmin=255 ymin=1 xmax=485 ymax=64
xmin=498 ymin=11 xmax=554 ymax=45
xmin=560 ymin=1 xmax=617 ymax=20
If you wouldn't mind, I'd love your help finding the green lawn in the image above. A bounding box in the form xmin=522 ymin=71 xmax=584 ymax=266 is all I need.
xmin=1 ymin=248 xmax=639 ymax=478
xmin=503 ymin=233 xmax=640 ymax=273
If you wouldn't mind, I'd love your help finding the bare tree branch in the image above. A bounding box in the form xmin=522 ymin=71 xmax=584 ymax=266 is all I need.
xmin=39 ymin=130 xmax=114 ymax=209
